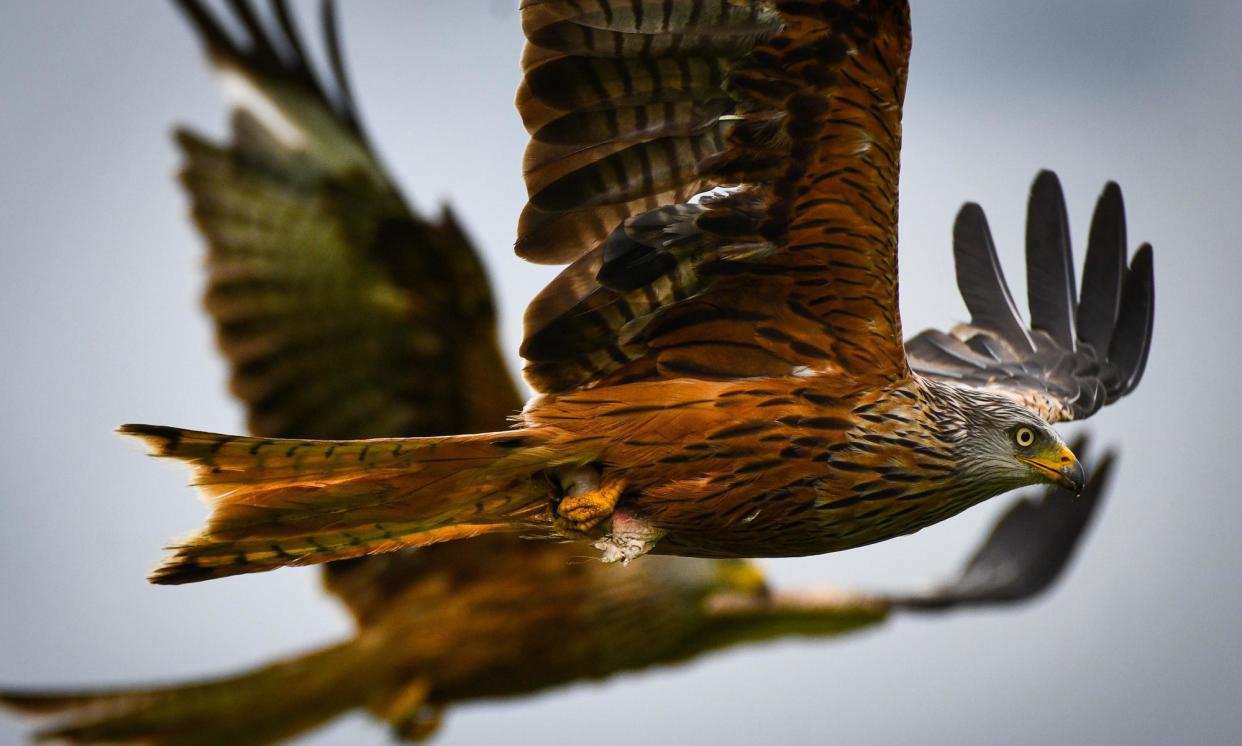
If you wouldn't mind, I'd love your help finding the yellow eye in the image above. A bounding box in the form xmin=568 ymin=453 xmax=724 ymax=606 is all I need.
xmin=1014 ymin=427 xmax=1036 ymax=448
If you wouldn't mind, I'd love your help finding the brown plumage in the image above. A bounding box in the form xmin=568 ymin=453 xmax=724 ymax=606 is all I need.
xmin=122 ymin=0 xmax=1154 ymax=583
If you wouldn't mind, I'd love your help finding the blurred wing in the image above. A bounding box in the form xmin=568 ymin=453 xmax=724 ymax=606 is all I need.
xmin=700 ymin=586 xmax=889 ymax=648
xmin=175 ymin=0 xmax=521 ymax=441
xmin=516 ymin=0 xmax=912 ymax=393
xmin=703 ymin=434 xmax=1112 ymax=637
xmin=0 ymin=642 xmax=365 ymax=746
xmin=175 ymin=0 xmax=525 ymax=617
xmin=885 ymin=434 xmax=1113 ymax=610
xmin=906 ymin=171 xmax=1154 ymax=423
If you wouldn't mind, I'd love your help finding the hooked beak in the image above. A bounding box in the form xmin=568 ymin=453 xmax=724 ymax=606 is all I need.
xmin=1020 ymin=443 xmax=1085 ymax=495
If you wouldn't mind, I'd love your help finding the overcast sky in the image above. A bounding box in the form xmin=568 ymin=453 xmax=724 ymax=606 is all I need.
xmin=2 ymin=2 xmax=1241 ymax=745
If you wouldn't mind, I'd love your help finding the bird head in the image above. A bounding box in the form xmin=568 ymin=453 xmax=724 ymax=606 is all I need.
xmin=947 ymin=388 xmax=1084 ymax=495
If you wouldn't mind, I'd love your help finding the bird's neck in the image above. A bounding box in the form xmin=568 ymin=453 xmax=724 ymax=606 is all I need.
xmin=914 ymin=376 xmax=1032 ymax=504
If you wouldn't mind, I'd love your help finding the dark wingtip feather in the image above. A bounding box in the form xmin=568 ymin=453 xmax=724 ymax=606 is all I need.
xmin=1076 ymin=181 xmax=1127 ymax=352
xmin=149 ymin=538 xmax=263 ymax=585
xmin=0 ymin=689 xmax=82 ymax=716
xmin=175 ymin=0 xmax=351 ymax=136
xmin=171 ymin=0 xmax=244 ymax=62
xmin=1110 ymin=243 xmax=1155 ymax=395
xmin=116 ymin=424 xmax=185 ymax=457
xmin=1026 ymin=170 xmax=1077 ymax=348
xmin=172 ymin=126 xmax=202 ymax=150
xmin=953 ymin=202 xmax=1035 ymax=352
xmin=268 ymin=0 xmax=334 ymax=109
xmin=320 ymin=0 xmax=368 ymax=141
xmin=148 ymin=558 xmax=219 ymax=586
xmin=223 ymin=0 xmax=284 ymax=65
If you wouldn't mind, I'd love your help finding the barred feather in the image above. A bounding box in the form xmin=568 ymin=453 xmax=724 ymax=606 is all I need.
xmin=520 ymin=0 xmax=913 ymax=394
xmin=121 ymin=425 xmax=565 ymax=584
xmin=514 ymin=0 xmax=781 ymax=261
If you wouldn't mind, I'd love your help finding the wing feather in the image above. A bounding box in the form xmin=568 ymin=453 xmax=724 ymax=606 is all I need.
xmin=1076 ymin=181 xmax=1126 ymax=353
xmin=1108 ymin=244 xmax=1155 ymax=395
xmin=174 ymin=0 xmax=525 ymax=615
xmin=953 ymin=202 xmax=1036 ymax=355
xmin=173 ymin=0 xmax=521 ymax=440
xmin=1025 ymin=170 xmax=1077 ymax=348
xmin=519 ymin=0 xmax=913 ymax=393
xmin=907 ymin=172 xmax=1154 ymax=423
xmin=514 ymin=0 xmax=781 ymax=262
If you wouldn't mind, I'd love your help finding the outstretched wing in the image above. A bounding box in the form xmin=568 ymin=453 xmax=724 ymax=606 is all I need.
xmin=906 ymin=171 xmax=1154 ymax=423
xmin=702 ymin=435 xmax=1113 ymax=639
xmin=516 ymin=0 xmax=912 ymax=393
xmin=173 ymin=0 xmax=520 ymax=441
xmin=173 ymin=0 xmax=525 ymax=610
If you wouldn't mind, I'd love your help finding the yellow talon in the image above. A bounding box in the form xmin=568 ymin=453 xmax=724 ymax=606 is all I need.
xmin=553 ymin=472 xmax=625 ymax=535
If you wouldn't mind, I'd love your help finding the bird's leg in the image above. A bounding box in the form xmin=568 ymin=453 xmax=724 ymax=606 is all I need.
xmin=549 ymin=465 xmax=664 ymax=562
xmin=551 ymin=464 xmax=625 ymax=535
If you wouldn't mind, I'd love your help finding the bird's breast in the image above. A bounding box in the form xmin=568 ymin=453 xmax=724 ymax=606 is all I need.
xmin=533 ymin=376 xmax=970 ymax=557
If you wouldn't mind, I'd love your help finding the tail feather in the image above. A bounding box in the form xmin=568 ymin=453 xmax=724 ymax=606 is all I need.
xmin=1 ymin=641 xmax=391 ymax=745
xmin=120 ymin=425 xmax=571 ymax=584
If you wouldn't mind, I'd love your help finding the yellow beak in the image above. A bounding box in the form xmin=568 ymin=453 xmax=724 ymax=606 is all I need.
xmin=1019 ymin=443 xmax=1085 ymax=494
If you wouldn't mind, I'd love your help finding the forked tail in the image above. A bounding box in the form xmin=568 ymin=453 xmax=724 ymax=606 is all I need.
xmin=122 ymin=425 xmax=568 ymax=584
xmin=0 ymin=640 xmax=409 ymax=745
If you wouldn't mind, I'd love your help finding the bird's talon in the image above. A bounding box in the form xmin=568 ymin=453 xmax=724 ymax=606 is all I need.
xmin=551 ymin=516 xmax=606 ymax=538
xmin=551 ymin=468 xmax=625 ymax=535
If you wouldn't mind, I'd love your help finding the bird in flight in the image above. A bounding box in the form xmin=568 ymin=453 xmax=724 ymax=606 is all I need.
xmin=124 ymin=0 xmax=1153 ymax=583
xmin=2 ymin=4 xmax=1116 ymax=742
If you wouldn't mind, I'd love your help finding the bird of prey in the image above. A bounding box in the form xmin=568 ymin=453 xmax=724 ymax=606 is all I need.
xmin=123 ymin=0 xmax=1154 ymax=583
xmin=2 ymin=4 xmax=1115 ymax=742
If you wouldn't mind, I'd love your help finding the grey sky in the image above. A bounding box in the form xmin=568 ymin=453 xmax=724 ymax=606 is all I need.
xmin=1 ymin=2 xmax=1240 ymax=744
